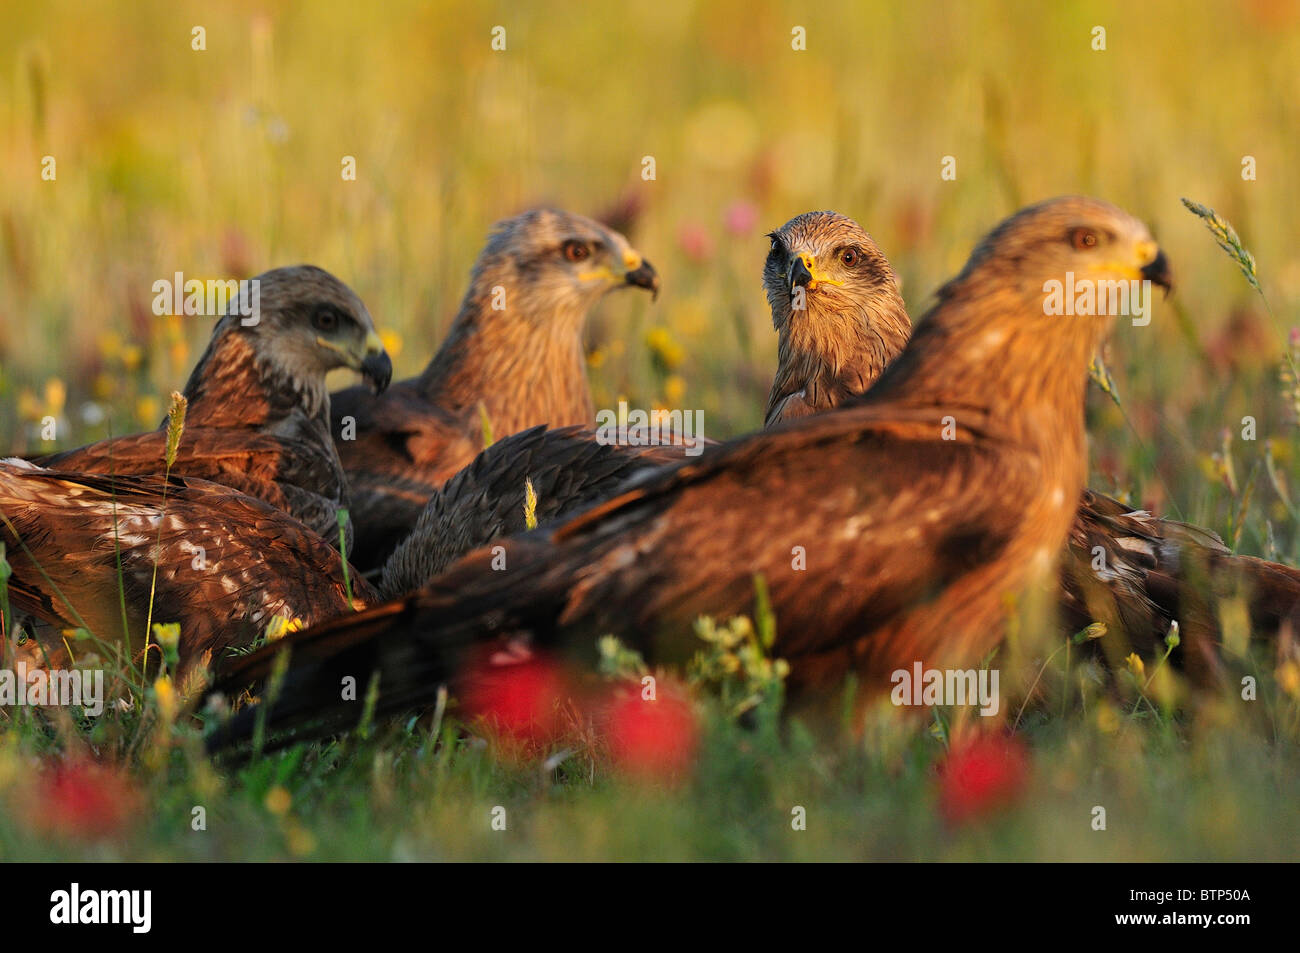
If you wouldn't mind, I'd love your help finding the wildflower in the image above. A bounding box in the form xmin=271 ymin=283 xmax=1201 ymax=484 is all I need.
xmin=153 ymin=674 xmax=178 ymax=722
xmin=44 ymin=378 xmax=67 ymax=417
xmin=264 ymin=616 xmax=305 ymax=642
xmin=677 ymin=222 xmax=714 ymax=263
xmin=723 ymin=200 xmax=759 ymax=235
xmin=1095 ymin=702 xmax=1121 ymax=734
xmin=1278 ymin=660 xmax=1300 ymax=700
xmin=30 ymin=759 xmax=139 ymax=839
xmin=135 ymin=394 xmax=160 ymax=428
xmin=461 ymin=657 xmax=567 ymax=744
xmin=1071 ymin=621 xmax=1107 ymax=644
xmin=645 ymin=327 xmax=685 ymax=372
xmin=605 ymin=689 xmax=698 ymax=781
xmin=379 ymin=328 xmax=404 ymax=360
xmin=264 ymin=786 xmax=292 ymax=816
xmin=937 ymin=735 xmax=1029 ymax=825
xmin=1126 ymin=652 xmax=1146 ymax=681
xmin=285 ymin=821 xmax=317 ymax=857
xmin=120 ymin=344 xmax=144 ymax=373
xmin=151 ymin=622 xmax=181 ymax=670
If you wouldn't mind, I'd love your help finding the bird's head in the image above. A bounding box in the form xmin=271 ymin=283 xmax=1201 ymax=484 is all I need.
xmin=230 ymin=265 xmax=393 ymax=394
xmin=948 ymin=195 xmax=1172 ymax=337
xmin=472 ymin=208 xmax=659 ymax=320
xmin=874 ymin=197 xmax=1172 ymax=420
xmin=762 ymin=211 xmax=906 ymax=337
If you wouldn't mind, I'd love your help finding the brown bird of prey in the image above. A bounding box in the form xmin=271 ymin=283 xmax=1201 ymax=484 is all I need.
xmin=762 ymin=211 xmax=912 ymax=427
xmin=37 ymin=265 xmax=392 ymax=547
xmin=330 ymin=208 xmax=659 ymax=572
xmin=0 ymin=460 xmax=377 ymax=680
xmin=207 ymin=196 xmax=1170 ymax=748
xmin=761 ymin=210 xmax=1300 ymax=681
xmin=378 ymin=425 xmax=687 ymax=597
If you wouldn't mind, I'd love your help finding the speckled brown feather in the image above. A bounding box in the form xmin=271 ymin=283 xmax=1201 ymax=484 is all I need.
xmin=0 ymin=461 xmax=375 ymax=679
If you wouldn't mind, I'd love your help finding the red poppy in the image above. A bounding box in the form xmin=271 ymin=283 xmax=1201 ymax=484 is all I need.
xmin=460 ymin=656 xmax=567 ymax=744
xmin=937 ymin=735 xmax=1029 ymax=825
xmin=31 ymin=759 xmax=139 ymax=839
xmin=605 ymin=690 xmax=698 ymax=781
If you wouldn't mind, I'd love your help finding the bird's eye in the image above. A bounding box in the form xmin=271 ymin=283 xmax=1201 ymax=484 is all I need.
xmin=840 ymin=247 xmax=861 ymax=266
xmin=768 ymin=235 xmax=780 ymax=253
xmin=562 ymin=241 xmax=590 ymax=262
xmin=1069 ymin=228 xmax=1099 ymax=251
xmin=312 ymin=307 xmax=340 ymax=332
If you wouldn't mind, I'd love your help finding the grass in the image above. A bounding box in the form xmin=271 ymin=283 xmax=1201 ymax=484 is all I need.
xmin=2 ymin=0 xmax=1300 ymax=860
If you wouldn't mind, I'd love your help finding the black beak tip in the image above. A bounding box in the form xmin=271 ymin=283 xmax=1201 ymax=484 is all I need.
xmin=362 ymin=352 xmax=393 ymax=395
xmin=626 ymin=261 xmax=660 ymax=300
xmin=788 ymin=257 xmax=814 ymax=291
xmin=1142 ymin=249 xmax=1173 ymax=297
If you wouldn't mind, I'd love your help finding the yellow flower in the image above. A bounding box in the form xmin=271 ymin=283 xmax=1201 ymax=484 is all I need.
xmin=1095 ymin=702 xmax=1120 ymax=734
xmin=379 ymin=328 xmax=403 ymax=360
xmin=1278 ymin=660 xmax=1300 ymax=700
xmin=17 ymin=388 xmax=41 ymax=422
xmin=135 ymin=395 xmax=160 ymax=427
xmin=285 ymin=821 xmax=317 ymax=857
xmin=1125 ymin=652 xmax=1146 ymax=681
xmin=121 ymin=344 xmax=143 ymax=373
xmin=152 ymin=622 xmax=180 ymax=651
xmin=264 ymin=786 xmax=292 ymax=816
xmin=153 ymin=675 xmax=177 ymax=722
xmin=645 ymin=327 xmax=685 ymax=371
xmin=664 ymin=374 xmax=686 ymax=404
xmin=43 ymin=378 xmax=66 ymax=416
xmin=264 ymin=616 xmax=305 ymax=642
xmin=97 ymin=330 xmax=123 ymax=360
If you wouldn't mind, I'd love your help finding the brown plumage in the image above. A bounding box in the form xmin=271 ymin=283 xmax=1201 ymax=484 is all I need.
xmin=762 ymin=211 xmax=911 ymax=426
xmin=0 ymin=460 xmax=376 ymax=680
xmin=761 ymin=210 xmax=1300 ymax=681
xmin=207 ymin=196 xmax=1169 ymax=749
xmin=379 ymin=425 xmax=689 ymax=597
xmin=1060 ymin=490 xmax=1300 ymax=683
xmin=36 ymin=266 xmax=392 ymax=547
xmin=370 ymin=213 xmax=907 ymax=594
xmin=330 ymin=209 xmax=659 ymax=572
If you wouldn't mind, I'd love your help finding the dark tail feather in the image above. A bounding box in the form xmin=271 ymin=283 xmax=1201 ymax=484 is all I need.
xmin=203 ymin=541 xmax=566 ymax=753
xmin=1064 ymin=491 xmax=1300 ymax=682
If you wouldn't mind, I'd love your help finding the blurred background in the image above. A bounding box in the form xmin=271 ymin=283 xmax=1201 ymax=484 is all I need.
xmin=2 ymin=0 xmax=1299 ymax=555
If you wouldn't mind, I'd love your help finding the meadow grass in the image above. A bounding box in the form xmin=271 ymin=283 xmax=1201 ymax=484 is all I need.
xmin=2 ymin=0 xmax=1300 ymax=860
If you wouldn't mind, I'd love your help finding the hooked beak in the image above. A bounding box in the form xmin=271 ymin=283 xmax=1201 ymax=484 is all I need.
xmin=359 ymin=330 xmax=392 ymax=394
xmin=1140 ymin=248 xmax=1173 ymax=297
xmin=788 ymin=254 xmax=815 ymax=292
xmin=625 ymin=259 xmax=660 ymax=300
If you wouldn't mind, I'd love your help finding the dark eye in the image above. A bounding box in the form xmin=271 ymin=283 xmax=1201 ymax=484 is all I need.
xmin=1069 ymin=228 xmax=1099 ymax=251
xmin=312 ymin=307 xmax=340 ymax=332
xmin=562 ymin=240 xmax=590 ymax=262
xmin=767 ymin=233 xmax=780 ymax=253
xmin=840 ymin=247 xmax=861 ymax=266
